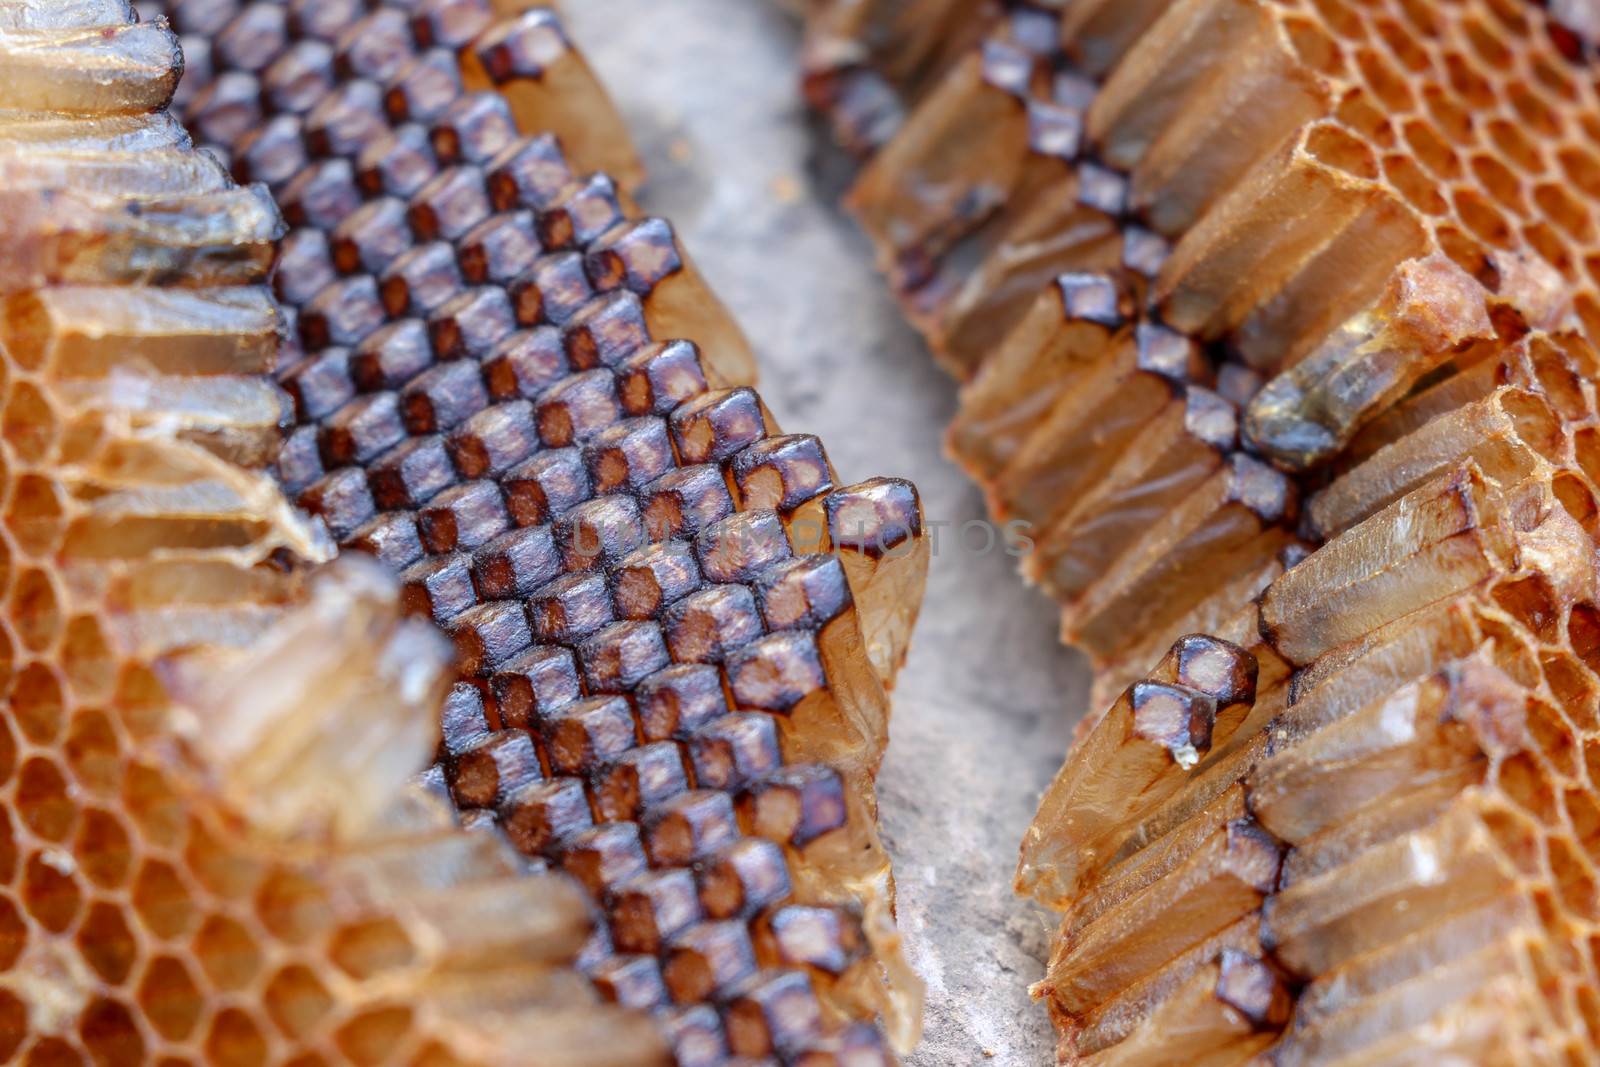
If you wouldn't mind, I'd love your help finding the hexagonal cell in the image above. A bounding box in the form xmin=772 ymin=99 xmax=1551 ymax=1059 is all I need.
xmin=11 ymin=661 xmax=64 ymax=746
xmin=17 ymin=756 xmax=77 ymax=843
xmin=59 ymin=616 xmax=115 ymax=704
xmin=131 ymin=859 xmax=198 ymax=942
xmin=4 ymin=473 xmax=66 ymax=557
xmin=122 ymin=763 xmax=187 ymax=849
xmin=1534 ymin=182 xmax=1595 ymax=241
xmin=1439 ymin=50 xmax=1497 ymax=111
xmin=21 ymin=852 xmax=81 ymax=934
xmin=1492 ymin=575 xmax=1562 ymax=643
xmin=1468 ymin=153 xmax=1526 ymax=216
xmin=335 ymin=1007 xmax=414 ymax=1067
xmin=1452 ymin=186 xmax=1515 ymax=249
xmin=1506 ymin=80 xmax=1563 ymax=139
xmin=1402 ymin=118 xmax=1461 ymax=179
xmin=193 ymin=913 xmax=263 ymax=993
xmin=263 ymin=964 xmax=333 ymax=1040
xmin=204 ymin=1007 xmax=269 ymax=1067
xmin=328 ymin=917 xmax=416 ymax=980
xmin=65 ymin=710 xmax=122 ymax=798
xmin=1282 ymin=14 xmax=1344 ymax=76
xmin=1548 ymin=833 xmax=1600 ymax=922
xmin=22 ymin=1036 xmax=82 ymax=1067
xmin=111 ymin=663 xmax=169 ymax=744
xmin=1353 ymin=46 xmax=1413 ymax=112
xmin=137 ymin=955 xmax=204 ymax=1042
xmin=1383 ymin=152 xmax=1449 ymax=215
xmin=1 ymin=380 xmax=57 ymax=466
xmin=1498 ymin=752 xmax=1562 ymax=827
xmin=1557 ymin=146 xmax=1600 ymax=199
xmin=1481 ymin=802 xmax=1546 ymax=877
xmin=254 ymin=866 xmax=333 ymax=945
xmin=77 ymin=901 xmax=140 ymax=986
xmin=74 ymin=809 xmax=134 ymax=892
xmin=1523 ymin=222 xmax=1576 ymax=280
xmin=12 ymin=567 xmax=63 ymax=656
xmin=184 ymin=820 xmax=262 ymax=901
xmin=0 ymin=892 xmax=27 ymax=970
xmin=1523 ymin=697 xmax=1578 ymax=779
xmin=1370 ymin=14 xmax=1430 ymax=71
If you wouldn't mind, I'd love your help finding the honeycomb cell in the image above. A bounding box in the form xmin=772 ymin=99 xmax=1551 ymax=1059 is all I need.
xmin=79 ymin=998 xmax=144 ymax=1067
xmin=138 ymin=956 xmax=206 ymax=1043
xmin=122 ymin=764 xmax=187 ymax=849
xmin=204 ymin=1008 xmax=268 ymax=1067
xmin=74 ymin=810 xmax=133 ymax=892
xmin=193 ymin=914 xmax=263 ymax=992
xmin=63 ymin=712 xmax=121 ymax=799
xmin=333 ymin=1006 xmax=413 ymax=1067
xmin=58 ymin=618 xmax=114 ymax=703
xmin=21 ymin=853 xmax=82 ymax=934
xmin=132 ymin=860 xmax=198 ymax=942
xmin=328 ymin=918 xmax=416 ymax=980
xmin=78 ymin=901 xmax=141 ymax=986
xmin=262 ymin=964 xmax=333 ymax=1040
xmin=17 ymin=757 xmax=76 ymax=842
xmin=12 ymin=662 xmax=64 ymax=747
xmin=5 ymin=473 xmax=66 ymax=557
xmin=183 ymin=822 xmax=262 ymax=902
xmin=2 ymin=380 xmax=57 ymax=465
xmin=22 ymin=1037 xmax=81 ymax=1067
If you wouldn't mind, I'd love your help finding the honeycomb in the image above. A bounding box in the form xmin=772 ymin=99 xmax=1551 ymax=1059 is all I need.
xmin=797 ymin=0 xmax=1600 ymax=1062
xmin=1020 ymin=325 xmax=1600 ymax=1065
xmin=128 ymin=0 xmax=933 ymax=1062
xmin=795 ymin=1 xmax=1600 ymax=690
xmin=0 ymin=4 xmax=662 ymax=1065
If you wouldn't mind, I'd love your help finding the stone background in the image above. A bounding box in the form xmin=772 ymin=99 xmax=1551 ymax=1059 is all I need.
xmin=567 ymin=4 xmax=1088 ymax=1063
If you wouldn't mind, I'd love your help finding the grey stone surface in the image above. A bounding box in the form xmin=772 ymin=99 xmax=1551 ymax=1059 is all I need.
xmin=567 ymin=4 xmax=1087 ymax=1064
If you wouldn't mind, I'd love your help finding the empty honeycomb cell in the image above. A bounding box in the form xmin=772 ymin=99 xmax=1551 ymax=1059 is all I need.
xmin=79 ymin=997 xmax=145 ymax=1067
xmin=1536 ymin=181 xmax=1596 ymax=241
xmin=2 ymin=380 xmax=58 ymax=465
xmin=58 ymin=618 xmax=114 ymax=703
xmin=1283 ymin=14 xmax=1345 ymax=74
xmin=22 ymin=1036 xmax=81 ymax=1067
xmin=335 ymin=1006 xmax=414 ymax=1067
xmin=262 ymin=964 xmax=333 ymax=1040
xmin=193 ymin=914 xmax=264 ymax=992
xmin=138 ymin=955 xmax=206 ymax=1042
xmin=13 ymin=662 xmax=65 ymax=746
xmin=17 ymin=757 xmax=76 ymax=842
xmin=73 ymin=810 xmax=133 ymax=892
xmin=1305 ymin=123 xmax=1379 ymax=179
xmin=1524 ymin=697 xmax=1579 ymax=777
xmin=328 ymin=917 xmax=416 ymax=980
xmin=132 ymin=859 xmax=198 ymax=942
xmin=1527 ymin=222 xmax=1578 ymax=278
xmin=204 ymin=1007 xmax=269 ymax=1067
xmin=10 ymin=568 xmax=61 ymax=654
xmin=6 ymin=473 xmax=66 ymax=556
xmin=78 ymin=900 xmax=141 ymax=985
xmin=122 ymin=764 xmax=187 ymax=849
xmin=21 ymin=852 xmax=82 ymax=934
xmin=1384 ymin=151 xmax=1449 ymax=214
xmin=251 ymin=867 xmax=331 ymax=946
